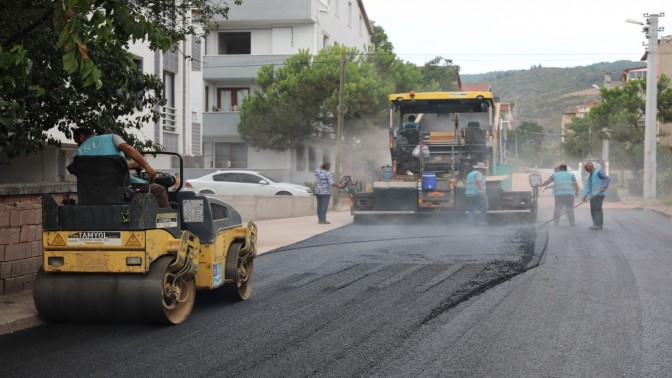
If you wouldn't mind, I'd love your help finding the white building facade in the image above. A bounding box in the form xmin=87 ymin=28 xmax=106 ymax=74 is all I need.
xmin=196 ymin=0 xmax=372 ymax=184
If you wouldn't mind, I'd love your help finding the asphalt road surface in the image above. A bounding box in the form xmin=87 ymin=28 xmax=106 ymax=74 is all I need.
xmin=2 ymin=202 xmax=672 ymax=377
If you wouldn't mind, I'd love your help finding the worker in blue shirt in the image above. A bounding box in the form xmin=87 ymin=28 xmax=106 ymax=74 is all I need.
xmin=540 ymin=164 xmax=580 ymax=226
xmin=73 ymin=127 xmax=169 ymax=207
xmin=465 ymin=161 xmax=489 ymax=226
xmin=582 ymin=162 xmax=611 ymax=230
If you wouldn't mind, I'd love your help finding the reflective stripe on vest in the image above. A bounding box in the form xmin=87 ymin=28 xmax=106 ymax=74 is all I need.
xmin=552 ymin=171 xmax=575 ymax=196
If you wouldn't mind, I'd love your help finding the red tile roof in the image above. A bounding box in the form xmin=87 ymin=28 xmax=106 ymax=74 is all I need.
xmin=462 ymin=83 xmax=491 ymax=92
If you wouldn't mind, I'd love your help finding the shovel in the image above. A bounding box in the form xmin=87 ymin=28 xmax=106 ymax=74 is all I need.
xmin=538 ymin=196 xmax=591 ymax=228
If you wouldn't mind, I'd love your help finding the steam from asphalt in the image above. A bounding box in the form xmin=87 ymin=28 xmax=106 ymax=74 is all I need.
xmin=342 ymin=127 xmax=391 ymax=184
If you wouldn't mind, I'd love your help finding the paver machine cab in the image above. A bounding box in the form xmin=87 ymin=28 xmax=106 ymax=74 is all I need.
xmin=35 ymin=152 xmax=257 ymax=324
xmin=350 ymin=91 xmax=540 ymax=221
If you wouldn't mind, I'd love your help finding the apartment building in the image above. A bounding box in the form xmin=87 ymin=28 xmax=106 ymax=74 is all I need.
xmin=195 ymin=0 xmax=372 ymax=184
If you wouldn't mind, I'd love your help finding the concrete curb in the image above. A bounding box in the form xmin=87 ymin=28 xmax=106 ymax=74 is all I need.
xmin=0 ymin=316 xmax=43 ymax=336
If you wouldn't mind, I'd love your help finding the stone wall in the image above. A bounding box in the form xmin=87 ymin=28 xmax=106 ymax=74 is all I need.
xmin=0 ymin=183 xmax=76 ymax=294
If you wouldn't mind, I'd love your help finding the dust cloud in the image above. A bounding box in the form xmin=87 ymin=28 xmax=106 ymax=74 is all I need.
xmin=341 ymin=127 xmax=392 ymax=185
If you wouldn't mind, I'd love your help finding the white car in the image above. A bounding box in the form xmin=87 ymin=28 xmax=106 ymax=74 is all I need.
xmin=183 ymin=170 xmax=313 ymax=196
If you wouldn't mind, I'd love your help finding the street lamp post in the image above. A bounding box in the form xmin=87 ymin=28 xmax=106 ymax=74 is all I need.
xmin=626 ymin=13 xmax=664 ymax=199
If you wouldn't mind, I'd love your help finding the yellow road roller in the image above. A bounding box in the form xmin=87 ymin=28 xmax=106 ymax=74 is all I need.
xmin=35 ymin=152 xmax=257 ymax=324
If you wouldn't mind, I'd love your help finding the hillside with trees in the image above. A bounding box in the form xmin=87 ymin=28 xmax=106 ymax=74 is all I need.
xmin=462 ymin=61 xmax=643 ymax=131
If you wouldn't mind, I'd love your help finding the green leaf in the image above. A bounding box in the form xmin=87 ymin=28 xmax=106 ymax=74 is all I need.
xmin=63 ymin=51 xmax=78 ymax=73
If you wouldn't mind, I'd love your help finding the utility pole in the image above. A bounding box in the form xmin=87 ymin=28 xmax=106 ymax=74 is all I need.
xmin=627 ymin=13 xmax=663 ymax=199
xmin=333 ymin=53 xmax=346 ymax=208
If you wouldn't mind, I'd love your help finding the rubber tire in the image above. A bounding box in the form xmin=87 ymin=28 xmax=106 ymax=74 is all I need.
xmin=222 ymin=241 xmax=254 ymax=301
xmin=156 ymin=256 xmax=197 ymax=325
xmin=275 ymin=191 xmax=292 ymax=196
xmin=200 ymin=190 xmax=215 ymax=194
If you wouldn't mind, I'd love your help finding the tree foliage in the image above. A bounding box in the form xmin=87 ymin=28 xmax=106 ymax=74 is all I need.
xmin=365 ymin=22 xmax=421 ymax=93
xmin=0 ymin=0 xmax=240 ymax=158
xmin=419 ymin=56 xmax=461 ymax=91
xmin=562 ymin=75 xmax=672 ymax=173
xmin=238 ymin=23 xmax=462 ymax=152
xmin=507 ymin=121 xmax=549 ymax=165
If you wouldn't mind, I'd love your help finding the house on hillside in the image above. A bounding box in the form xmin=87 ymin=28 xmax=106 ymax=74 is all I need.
xmin=461 ymin=83 xmax=491 ymax=92
xmin=560 ymin=101 xmax=600 ymax=143
xmin=195 ymin=0 xmax=372 ymax=185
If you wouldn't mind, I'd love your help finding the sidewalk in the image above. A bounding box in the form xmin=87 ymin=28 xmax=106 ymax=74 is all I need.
xmin=0 ymin=209 xmax=353 ymax=336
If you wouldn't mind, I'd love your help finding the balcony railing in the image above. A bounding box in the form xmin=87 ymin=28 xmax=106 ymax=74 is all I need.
xmin=203 ymin=55 xmax=291 ymax=80
xmin=202 ymin=111 xmax=241 ymax=137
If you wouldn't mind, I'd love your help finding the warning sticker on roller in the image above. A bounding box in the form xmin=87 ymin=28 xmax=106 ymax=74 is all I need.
xmin=51 ymin=234 xmax=66 ymax=246
xmin=125 ymin=233 xmax=142 ymax=247
xmin=67 ymin=231 xmax=122 ymax=246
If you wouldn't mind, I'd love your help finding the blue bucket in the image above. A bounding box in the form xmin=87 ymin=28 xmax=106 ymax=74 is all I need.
xmin=422 ymin=173 xmax=436 ymax=190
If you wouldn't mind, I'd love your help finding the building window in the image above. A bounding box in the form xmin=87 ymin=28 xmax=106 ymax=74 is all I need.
xmin=205 ymin=85 xmax=209 ymax=112
xmin=334 ymin=0 xmax=339 ymax=16
xmin=359 ymin=15 xmax=363 ymax=36
xmin=323 ymin=34 xmax=330 ymax=48
xmin=218 ymin=32 xmax=251 ymax=55
xmin=322 ymin=150 xmax=331 ymax=166
xmin=132 ymin=56 xmax=144 ymax=109
xmin=163 ymin=71 xmax=175 ymax=107
xmin=348 ymin=1 xmax=352 ymax=26
xmin=216 ymin=88 xmax=249 ymax=111
xmin=162 ymin=71 xmax=176 ymax=132
xmin=191 ymin=38 xmax=201 ymax=71
xmin=296 ymin=145 xmax=306 ymax=171
xmin=308 ymin=147 xmax=317 ymax=171
xmin=205 ymin=142 xmax=247 ymax=168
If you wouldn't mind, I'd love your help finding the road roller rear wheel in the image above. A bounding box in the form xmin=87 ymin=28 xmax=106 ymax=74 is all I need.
xmin=222 ymin=241 xmax=254 ymax=301
xmin=156 ymin=256 xmax=196 ymax=324
xmin=34 ymin=255 xmax=196 ymax=324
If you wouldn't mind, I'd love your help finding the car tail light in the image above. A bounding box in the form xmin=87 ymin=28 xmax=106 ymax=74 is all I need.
xmin=185 ymin=182 xmax=193 ymax=188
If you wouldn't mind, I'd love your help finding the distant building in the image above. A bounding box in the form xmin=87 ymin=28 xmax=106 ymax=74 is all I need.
xmin=461 ymin=83 xmax=491 ymax=92
xmin=500 ymin=103 xmax=515 ymax=130
xmin=620 ymin=36 xmax=672 ymax=147
xmin=560 ymin=101 xmax=600 ymax=143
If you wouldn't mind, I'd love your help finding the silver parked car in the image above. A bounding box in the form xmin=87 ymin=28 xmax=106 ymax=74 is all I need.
xmin=183 ymin=170 xmax=313 ymax=196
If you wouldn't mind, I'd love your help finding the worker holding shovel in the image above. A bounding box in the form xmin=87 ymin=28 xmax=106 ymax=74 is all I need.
xmin=539 ymin=164 xmax=580 ymax=226
xmin=582 ymin=162 xmax=611 ymax=230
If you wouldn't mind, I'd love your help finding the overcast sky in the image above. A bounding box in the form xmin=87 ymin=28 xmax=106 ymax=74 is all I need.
xmin=363 ymin=0 xmax=671 ymax=74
